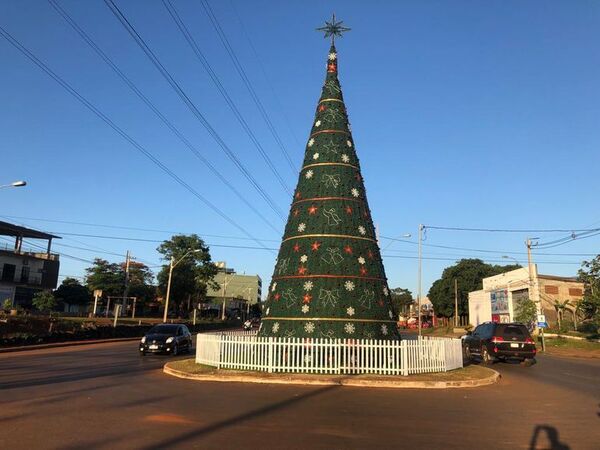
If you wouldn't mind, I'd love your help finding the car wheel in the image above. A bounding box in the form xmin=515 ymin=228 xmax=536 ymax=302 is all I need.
xmin=172 ymin=344 xmax=178 ymax=356
xmin=463 ymin=345 xmax=471 ymax=360
xmin=522 ymin=358 xmax=536 ymax=367
xmin=481 ymin=346 xmax=493 ymax=365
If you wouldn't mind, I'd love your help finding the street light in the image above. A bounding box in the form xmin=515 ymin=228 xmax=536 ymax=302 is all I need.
xmin=163 ymin=249 xmax=202 ymax=323
xmin=502 ymin=255 xmax=520 ymax=265
xmin=417 ymin=224 xmax=424 ymax=337
xmin=0 ymin=180 xmax=27 ymax=189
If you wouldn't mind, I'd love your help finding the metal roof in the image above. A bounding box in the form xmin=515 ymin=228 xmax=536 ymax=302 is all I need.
xmin=0 ymin=220 xmax=61 ymax=240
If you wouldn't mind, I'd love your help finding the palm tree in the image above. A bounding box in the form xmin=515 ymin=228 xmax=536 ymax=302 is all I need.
xmin=553 ymin=300 xmax=572 ymax=330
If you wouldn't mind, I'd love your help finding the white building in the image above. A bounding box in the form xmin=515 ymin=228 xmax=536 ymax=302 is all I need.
xmin=468 ymin=265 xmax=584 ymax=327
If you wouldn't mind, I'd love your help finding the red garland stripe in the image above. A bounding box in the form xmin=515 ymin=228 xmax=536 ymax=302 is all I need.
xmin=272 ymin=274 xmax=386 ymax=281
xmin=292 ymin=196 xmax=362 ymax=205
xmin=310 ymin=129 xmax=350 ymax=138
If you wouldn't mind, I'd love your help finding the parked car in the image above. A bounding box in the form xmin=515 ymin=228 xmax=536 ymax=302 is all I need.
xmin=463 ymin=322 xmax=536 ymax=364
xmin=139 ymin=324 xmax=192 ymax=356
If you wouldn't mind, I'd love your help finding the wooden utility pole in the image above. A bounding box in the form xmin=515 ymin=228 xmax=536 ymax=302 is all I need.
xmin=527 ymin=238 xmax=545 ymax=351
xmin=454 ymin=278 xmax=458 ymax=327
xmin=121 ymin=251 xmax=131 ymax=316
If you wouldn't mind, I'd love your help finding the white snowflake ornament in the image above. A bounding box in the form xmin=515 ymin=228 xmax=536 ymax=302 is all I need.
xmin=301 ymin=304 xmax=310 ymax=314
xmin=389 ymin=310 xmax=394 ymax=319
xmin=308 ymin=138 xmax=315 ymax=147
xmin=300 ymin=254 xmax=308 ymax=263
xmin=341 ymin=154 xmax=350 ymax=163
xmin=344 ymin=280 xmax=355 ymax=291
xmin=304 ymin=322 xmax=315 ymax=334
xmin=315 ymin=120 xmax=321 ymax=127
xmin=358 ymin=256 xmax=366 ymax=265
xmin=271 ymin=282 xmax=277 ymax=292
xmin=358 ymin=225 xmax=366 ymax=235
xmin=305 ymin=170 xmax=314 ymax=179
xmin=266 ymin=307 xmax=270 ymax=316
xmin=328 ymin=52 xmax=337 ymax=61
xmin=381 ymin=324 xmax=389 ymax=336
xmin=313 ymin=153 xmax=320 ymax=160
xmin=383 ymin=287 xmax=389 ymax=296
xmin=346 ymin=306 xmax=355 ymax=316
xmin=303 ymin=281 xmax=314 ymax=291
xmin=346 ymin=140 xmax=352 ymax=147
xmin=351 ymin=188 xmax=359 ymax=198
xmin=272 ymin=322 xmax=280 ymax=333
xmin=298 ymin=223 xmax=306 ymax=232
xmin=344 ymin=323 xmax=355 ymax=334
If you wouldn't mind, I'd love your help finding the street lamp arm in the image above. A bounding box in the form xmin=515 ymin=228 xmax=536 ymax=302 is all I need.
xmin=172 ymin=249 xmax=201 ymax=269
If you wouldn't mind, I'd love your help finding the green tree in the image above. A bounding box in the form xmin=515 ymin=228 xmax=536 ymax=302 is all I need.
xmin=126 ymin=261 xmax=156 ymax=307
xmin=428 ymin=259 xmax=521 ymax=317
xmin=157 ymin=234 xmax=218 ymax=316
xmin=390 ymin=287 xmax=413 ymax=316
xmin=514 ymin=298 xmax=537 ymax=328
xmin=54 ymin=278 xmax=92 ymax=309
xmin=578 ymin=255 xmax=600 ymax=322
xmin=32 ymin=290 xmax=57 ymax=313
xmin=85 ymin=259 xmax=125 ymax=298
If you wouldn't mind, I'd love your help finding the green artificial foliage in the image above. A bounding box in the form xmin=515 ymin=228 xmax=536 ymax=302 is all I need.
xmin=258 ymin=44 xmax=399 ymax=340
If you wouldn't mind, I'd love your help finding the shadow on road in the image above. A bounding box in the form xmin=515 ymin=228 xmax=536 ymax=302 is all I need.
xmin=140 ymin=384 xmax=340 ymax=449
xmin=529 ymin=425 xmax=570 ymax=450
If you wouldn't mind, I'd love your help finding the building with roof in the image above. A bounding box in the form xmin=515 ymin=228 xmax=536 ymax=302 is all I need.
xmin=204 ymin=262 xmax=262 ymax=317
xmin=468 ymin=265 xmax=583 ymax=327
xmin=0 ymin=220 xmax=61 ymax=308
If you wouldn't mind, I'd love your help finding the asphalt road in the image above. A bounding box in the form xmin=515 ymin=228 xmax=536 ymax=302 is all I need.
xmin=1 ymin=340 xmax=599 ymax=450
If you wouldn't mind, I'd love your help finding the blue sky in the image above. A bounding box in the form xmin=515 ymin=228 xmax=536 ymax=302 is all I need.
xmin=1 ymin=0 xmax=599 ymax=297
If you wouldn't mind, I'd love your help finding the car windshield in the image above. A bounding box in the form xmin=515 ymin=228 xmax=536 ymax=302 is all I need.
xmin=148 ymin=325 xmax=179 ymax=335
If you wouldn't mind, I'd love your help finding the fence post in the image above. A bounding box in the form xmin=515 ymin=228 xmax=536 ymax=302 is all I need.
xmin=268 ymin=337 xmax=273 ymax=373
xmin=401 ymin=340 xmax=408 ymax=376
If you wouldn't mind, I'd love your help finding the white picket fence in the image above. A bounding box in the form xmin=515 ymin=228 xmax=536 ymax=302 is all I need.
xmin=196 ymin=332 xmax=463 ymax=376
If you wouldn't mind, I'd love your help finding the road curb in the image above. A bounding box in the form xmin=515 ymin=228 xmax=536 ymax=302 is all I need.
xmin=0 ymin=337 xmax=142 ymax=354
xmin=163 ymin=361 xmax=500 ymax=389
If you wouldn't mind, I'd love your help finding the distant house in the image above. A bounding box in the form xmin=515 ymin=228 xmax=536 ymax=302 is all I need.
xmin=468 ymin=265 xmax=583 ymax=327
xmin=204 ymin=262 xmax=262 ymax=317
xmin=0 ymin=221 xmax=60 ymax=308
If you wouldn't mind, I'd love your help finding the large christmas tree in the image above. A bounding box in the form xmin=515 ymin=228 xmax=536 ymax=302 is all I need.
xmin=259 ymin=16 xmax=399 ymax=340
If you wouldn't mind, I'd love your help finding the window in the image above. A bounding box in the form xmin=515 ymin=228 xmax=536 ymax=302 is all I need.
xmin=20 ymin=266 xmax=30 ymax=284
xmin=569 ymin=288 xmax=583 ymax=297
xmin=544 ymin=285 xmax=559 ymax=295
xmin=1 ymin=264 xmax=16 ymax=282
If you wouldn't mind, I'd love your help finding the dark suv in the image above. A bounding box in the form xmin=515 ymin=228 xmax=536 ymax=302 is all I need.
xmin=463 ymin=322 xmax=536 ymax=364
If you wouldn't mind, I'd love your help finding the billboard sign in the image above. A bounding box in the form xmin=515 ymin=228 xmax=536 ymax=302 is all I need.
xmin=490 ymin=289 xmax=509 ymax=314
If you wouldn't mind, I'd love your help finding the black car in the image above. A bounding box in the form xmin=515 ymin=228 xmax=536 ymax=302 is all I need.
xmin=463 ymin=322 xmax=536 ymax=364
xmin=139 ymin=324 xmax=192 ymax=356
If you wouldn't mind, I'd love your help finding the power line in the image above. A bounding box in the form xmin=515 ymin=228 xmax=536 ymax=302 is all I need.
xmin=162 ymin=0 xmax=292 ymax=195
xmin=381 ymin=254 xmax=581 ymax=265
xmin=228 ymin=0 xmax=303 ymax=151
xmin=423 ymin=225 xmax=600 ymax=233
xmin=0 ymin=24 xmax=274 ymax=253
xmin=47 ymin=0 xmax=281 ymax=235
xmin=0 ymin=214 xmax=279 ymax=242
xmin=380 ymin=234 xmax=597 ymax=257
xmin=200 ymin=0 xmax=297 ymax=174
xmin=103 ymin=0 xmax=286 ymax=221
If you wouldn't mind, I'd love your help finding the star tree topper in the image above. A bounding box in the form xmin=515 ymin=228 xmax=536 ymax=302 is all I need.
xmin=316 ymin=13 xmax=351 ymax=44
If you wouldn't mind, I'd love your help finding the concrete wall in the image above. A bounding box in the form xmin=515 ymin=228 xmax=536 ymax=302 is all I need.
xmin=468 ymin=290 xmax=491 ymax=327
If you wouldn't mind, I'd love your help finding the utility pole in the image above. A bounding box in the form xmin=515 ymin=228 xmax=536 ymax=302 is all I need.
xmin=121 ymin=251 xmax=131 ymax=317
xmin=527 ymin=238 xmax=545 ymax=351
xmin=221 ymin=267 xmax=229 ymax=321
xmin=417 ymin=224 xmax=423 ymax=337
xmin=454 ymin=278 xmax=458 ymax=328
xmin=163 ymin=256 xmax=175 ymax=323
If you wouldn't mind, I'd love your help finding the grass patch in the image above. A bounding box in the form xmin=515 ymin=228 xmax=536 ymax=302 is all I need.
xmin=541 ymin=337 xmax=600 ymax=351
xmin=166 ymin=358 xmax=493 ymax=383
